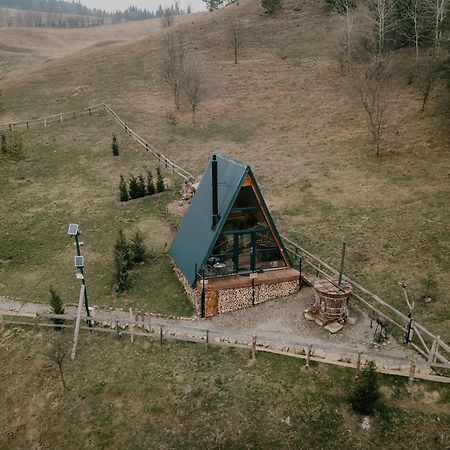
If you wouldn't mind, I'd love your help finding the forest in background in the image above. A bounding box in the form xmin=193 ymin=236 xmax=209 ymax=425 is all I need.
xmin=0 ymin=0 xmax=189 ymax=27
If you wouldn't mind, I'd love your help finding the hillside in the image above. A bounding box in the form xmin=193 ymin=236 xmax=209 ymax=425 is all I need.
xmin=0 ymin=0 xmax=449 ymax=344
xmin=1 ymin=328 xmax=449 ymax=450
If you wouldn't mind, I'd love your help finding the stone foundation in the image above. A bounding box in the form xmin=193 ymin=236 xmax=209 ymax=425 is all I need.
xmin=172 ymin=262 xmax=300 ymax=317
xmin=172 ymin=262 xmax=201 ymax=314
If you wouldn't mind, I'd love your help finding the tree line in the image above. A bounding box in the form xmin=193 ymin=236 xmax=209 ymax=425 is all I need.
xmin=0 ymin=1 xmax=189 ymax=28
xmin=324 ymin=0 xmax=450 ymax=156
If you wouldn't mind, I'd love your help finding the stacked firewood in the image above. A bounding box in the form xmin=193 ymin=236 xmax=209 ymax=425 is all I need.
xmin=218 ymin=287 xmax=253 ymax=313
xmin=254 ymin=281 xmax=298 ymax=305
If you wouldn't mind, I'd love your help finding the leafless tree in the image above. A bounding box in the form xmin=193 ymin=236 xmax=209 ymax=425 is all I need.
xmin=411 ymin=0 xmax=447 ymax=110
xmin=44 ymin=334 xmax=71 ymax=390
xmin=161 ymin=8 xmax=175 ymax=28
xmin=161 ymin=30 xmax=187 ymax=110
xmin=364 ymin=0 xmax=398 ymax=55
xmin=425 ymin=0 xmax=448 ymax=60
xmin=398 ymin=0 xmax=429 ymax=67
xmin=418 ymin=60 xmax=438 ymax=111
xmin=227 ymin=20 xmax=244 ymax=64
xmin=351 ymin=57 xmax=392 ymax=156
xmin=182 ymin=61 xmax=204 ymax=126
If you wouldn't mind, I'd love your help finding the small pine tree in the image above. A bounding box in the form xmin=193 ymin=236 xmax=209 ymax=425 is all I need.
xmin=119 ymin=175 xmax=129 ymax=202
xmin=137 ymin=174 xmax=147 ymax=198
xmin=146 ymin=170 xmax=155 ymax=195
xmin=115 ymin=258 xmax=131 ymax=294
xmin=49 ymin=287 xmax=65 ymax=330
xmin=111 ymin=134 xmax=119 ymax=156
xmin=128 ymin=175 xmax=139 ymax=199
xmin=114 ymin=230 xmax=131 ymax=270
xmin=156 ymin=167 xmax=165 ymax=193
xmin=1 ymin=134 xmax=6 ymax=155
xmin=261 ymin=0 xmax=281 ymax=15
xmin=350 ymin=361 xmax=381 ymax=415
xmin=113 ymin=230 xmax=132 ymax=293
xmin=130 ymin=231 xmax=147 ymax=264
xmin=4 ymin=131 xmax=23 ymax=160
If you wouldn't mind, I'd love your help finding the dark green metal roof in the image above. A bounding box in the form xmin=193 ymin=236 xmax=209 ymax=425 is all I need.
xmin=169 ymin=154 xmax=288 ymax=287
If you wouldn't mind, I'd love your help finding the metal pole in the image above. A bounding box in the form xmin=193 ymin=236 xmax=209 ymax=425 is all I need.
xmin=338 ymin=242 xmax=347 ymax=286
xmin=298 ymin=257 xmax=302 ymax=290
xmin=74 ymin=232 xmax=91 ymax=326
xmin=201 ymin=267 xmax=206 ymax=318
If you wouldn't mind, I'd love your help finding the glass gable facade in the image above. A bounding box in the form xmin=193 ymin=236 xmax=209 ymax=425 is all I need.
xmin=205 ymin=182 xmax=286 ymax=277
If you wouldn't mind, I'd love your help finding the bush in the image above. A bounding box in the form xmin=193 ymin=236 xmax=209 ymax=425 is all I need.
xmin=119 ymin=175 xmax=129 ymax=202
xmin=111 ymin=134 xmax=119 ymax=156
xmin=261 ymin=0 xmax=281 ymax=15
xmin=49 ymin=287 xmax=65 ymax=330
xmin=156 ymin=167 xmax=165 ymax=193
xmin=350 ymin=361 xmax=381 ymax=415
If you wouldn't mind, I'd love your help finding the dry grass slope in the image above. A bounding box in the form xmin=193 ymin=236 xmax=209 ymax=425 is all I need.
xmin=1 ymin=328 xmax=449 ymax=449
xmin=0 ymin=0 xmax=449 ymax=339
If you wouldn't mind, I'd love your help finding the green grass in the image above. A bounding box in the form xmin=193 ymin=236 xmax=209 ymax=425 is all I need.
xmin=0 ymin=118 xmax=194 ymax=317
xmin=1 ymin=327 xmax=449 ymax=450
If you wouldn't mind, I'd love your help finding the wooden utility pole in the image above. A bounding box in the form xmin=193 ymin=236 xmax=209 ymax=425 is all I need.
xmin=71 ymin=285 xmax=86 ymax=361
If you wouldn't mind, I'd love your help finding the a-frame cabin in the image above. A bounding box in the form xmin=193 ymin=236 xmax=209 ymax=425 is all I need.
xmin=169 ymin=154 xmax=300 ymax=317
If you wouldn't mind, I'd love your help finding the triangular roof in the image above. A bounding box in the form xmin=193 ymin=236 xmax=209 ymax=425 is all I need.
xmin=169 ymin=154 xmax=288 ymax=286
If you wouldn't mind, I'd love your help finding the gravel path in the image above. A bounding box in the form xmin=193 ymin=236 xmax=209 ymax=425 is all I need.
xmin=0 ymin=290 xmax=428 ymax=369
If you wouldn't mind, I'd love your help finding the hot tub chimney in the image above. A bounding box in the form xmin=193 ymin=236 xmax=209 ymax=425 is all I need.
xmin=212 ymin=154 xmax=220 ymax=228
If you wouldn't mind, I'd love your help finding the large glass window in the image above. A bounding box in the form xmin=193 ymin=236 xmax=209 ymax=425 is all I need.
xmin=207 ymin=181 xmax=286 ymax=276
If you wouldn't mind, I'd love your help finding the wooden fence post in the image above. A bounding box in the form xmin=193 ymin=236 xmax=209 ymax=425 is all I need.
xmin=160 ymin=325 xmax=163 ymax=346
xmin=306 ymin=344 xmax=312 ymax=369
xmin=356 ymin=351 xmax=362 ymax=379
xmin=129 ymin=308 xmax=134 ymax=344
xmin=205 ymin=330 xmax=209 ymax=351
xmin=409 ymin=361 xmax=416 ymax=382
xmin=251 ymin=336 xmax=257 ymax=360
xmin=116 ymin=320 xmax=120 ymax=341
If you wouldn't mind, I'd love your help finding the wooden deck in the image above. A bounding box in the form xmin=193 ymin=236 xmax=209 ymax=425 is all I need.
xmin=196 ymin=267 xmax=300 ymax=292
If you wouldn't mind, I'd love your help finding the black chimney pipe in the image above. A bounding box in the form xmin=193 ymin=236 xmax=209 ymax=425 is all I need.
xmin=212 ymin=154 xmax=220 ymax=228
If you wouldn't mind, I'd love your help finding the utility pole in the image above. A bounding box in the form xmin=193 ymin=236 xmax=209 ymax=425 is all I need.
xmin=68 ymin=224 xmax=91 ymax=326
xmin=338 ymin=242 xmax=347 ymax=286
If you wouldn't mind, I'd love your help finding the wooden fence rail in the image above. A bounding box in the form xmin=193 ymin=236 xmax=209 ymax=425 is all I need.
xmin=283 ymin=240 xmax=450 ymax=369
xmin=1 ymin=104 xmax=448 ymax=369
xmin=1 ymin=310 xmax=449 ymax=384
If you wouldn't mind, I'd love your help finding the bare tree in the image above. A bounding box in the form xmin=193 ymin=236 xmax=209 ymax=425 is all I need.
xmin=398 ymin=0 xmax=429 ymax=67
xmin=351 ymin=57 xmax=392 ymax=156
xmin=413 ymin=0 xmax=447 ymax=110
xmin=44 ymin=334 xmax=70 ymax=390
xmin=418 ymin=60 xmax=438 ymax=111
xmin=161 ymin=8 xmax=175 ymax=28
xmin=227 ymin=20 xmax=244 ymax=64
xmin=426 ymin=0 xmax=448 ymax=60
xmin=182 ymin=61 xmax=204 ymax=126
xmin=161 ymin=31 xmax=187 ymax=110
xmin=364 ymin=0 xmax=398 ymax=55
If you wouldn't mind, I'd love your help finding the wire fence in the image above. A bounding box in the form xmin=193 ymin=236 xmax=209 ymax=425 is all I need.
xmin=1 ymin=103 xmax=449 ymax=370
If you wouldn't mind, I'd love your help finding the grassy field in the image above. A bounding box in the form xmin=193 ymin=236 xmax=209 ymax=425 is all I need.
xmin=0 ymin=116 xmax=193 ymax=316
xmin=0 ymin=0 xmax=449 ymax=338
xmin=1 ymin=327 xmax=449 ymax=450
